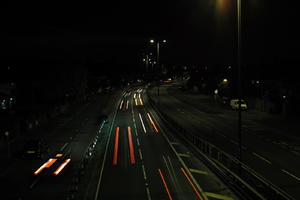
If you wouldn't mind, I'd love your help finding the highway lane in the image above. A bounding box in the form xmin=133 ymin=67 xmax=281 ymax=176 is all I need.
xmin=148 ymin=83 xmax=300 ymax=199
xmin=95 ymin=87 xmax=238 ymax=200
xmin=1 ymin=90 xmax=121 ymax=200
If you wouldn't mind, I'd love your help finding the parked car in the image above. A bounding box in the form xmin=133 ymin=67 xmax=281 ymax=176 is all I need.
xmin=230 ymin=99 xmax=248 ymax=110
xmin=21 ymin=139 xmax=49 ymax=159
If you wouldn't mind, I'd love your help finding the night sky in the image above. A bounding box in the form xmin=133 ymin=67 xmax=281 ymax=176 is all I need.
xmin=1 ymin=1 xmax=300 ymax=78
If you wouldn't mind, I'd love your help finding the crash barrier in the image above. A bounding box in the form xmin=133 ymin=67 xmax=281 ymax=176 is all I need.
xmin=147 ymin=89 xmax=295 ymax=200
xmin=66 ymin=120 xmax=106 ymax=200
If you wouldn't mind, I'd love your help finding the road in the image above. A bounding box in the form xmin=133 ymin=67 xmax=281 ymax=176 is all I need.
xmin=1 ymin=86 xmax=239 ymax=200
xmin=93 ymin=87 xmax=238 ymax=200
xmin=0 ymin=89 xmax=121 ymax=200
xmin=147 ymin=81 xmax=300 ymax=200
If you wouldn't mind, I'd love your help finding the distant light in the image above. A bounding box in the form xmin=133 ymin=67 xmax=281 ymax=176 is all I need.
xmin=162 ymin=39 xmax=167 ymax=43
xmin=223 ymin=79 xmax=228 ymax=83
xmin=150 ymin=39 xmax=155 ymax=43
xmin=214 ymin=89 xmax=218 ymax=95
xmin=153 ymin=61 xmax=156 ymax=64
xmin=256 ymin=81 xmax=260 ymax=84
xmin=283 ymin=95 xmax=286 ymax=99
xmin=143 ymin=58 xmax=146 ymax=62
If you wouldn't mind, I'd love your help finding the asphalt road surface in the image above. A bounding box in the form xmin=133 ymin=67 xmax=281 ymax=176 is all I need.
xmin=147 ymin=81 xmax=300 ymax=200
xmin=93 ymin=87 xmax=238 ymax=200
xmin=1 ymin=86 xmax=240 ymax=200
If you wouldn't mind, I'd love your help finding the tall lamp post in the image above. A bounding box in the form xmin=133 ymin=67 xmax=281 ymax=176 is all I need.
xmin=237 ymin=0 xmax=243 ymax=174
xmin=150 ymin=39 xmax=166 ymax=99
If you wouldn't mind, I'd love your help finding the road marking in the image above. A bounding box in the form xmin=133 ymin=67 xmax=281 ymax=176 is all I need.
xmin=189 ymin=168 xmax=208 ymax=175
xmin=60 ymin=142 xmax=68 ymax=151
xmin=146 ymin=187 xmax=152 ymax=200
xmin=147 ymin=113 xmax=159 ymax=133
xmin=170 ymin=142 xmax=180 ymax=145
xmin=158 ymin=169 xmax=173 ymax=200
xmin=252 ymin=152 xmax=272 ymax=165
xmin=113 ymin=127 xmax=120 ymax=165
xmin=282 ymin=169 xmax=300 ymax=181
xmin=180 ymin=168 xmax=204 ymax=200
xmin=139 ymin=148 xmax=143 ymax=160
xmin=94 ymin=97 xmax=119 ymax=200
xmin=230 ymin=139 xmax=238 ymax=145
xmin=205 ymin=192 xmax=234 ymax=200
xmin=137 ymin=138 xmax=140 ymax=146
xmin=142 ymin=164 xmax=147 ymax=180
xmin=178 ymin=153 xmax=190 ymax=158
xmin=139 ymin=113 xmax=147 ymax=133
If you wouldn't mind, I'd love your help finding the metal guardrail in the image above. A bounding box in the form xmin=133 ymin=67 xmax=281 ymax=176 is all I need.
xmin=146 ymin=89 xmax=295 ymax=200
xmin=66 ymin=120 xmax=107 ymax=200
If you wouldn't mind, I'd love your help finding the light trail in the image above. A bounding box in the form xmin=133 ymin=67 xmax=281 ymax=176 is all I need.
xmin=34 ymin=158 xmax=57 ymax=175
xmin=180 ymin=168 xmax=204 ymax=200
xmin=127 ymin=126 xmax=136 ymax=164
xmin=126 ymin=100 xmax=129 ymax=110
xmin=119 ymin=100 xmax=124 ymax=110
xmin=139 ymin=113 xmax=147 ymax=133
xmin=158 ymin=169 xmax=173 ymax=200
xmin=53 ymin=159 xmax=71 ymax=176
xmin=113 ymin=127 xmax=120 ymax=165
xmin=147 ymin=113 xmax=159 ymax=133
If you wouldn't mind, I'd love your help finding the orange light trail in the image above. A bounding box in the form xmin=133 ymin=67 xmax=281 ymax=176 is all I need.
xmin=113 ymin=127 xmax=120 ymax=165
xmin=180 ymin=168 xmax=203 ymax=200
xmin=53 ymin=159 xmax=71 ymax=176
xmin=134 ymin=93 xmax=136 ymax=99
xmin=158 ymin=169 xmax=173 ymax=200
xmin=34 ymin=158 xmax=57 ymax=175
xmin=127 ymin=126 xmax=136 ymax=164
xmin=55 ymin=153 xmax=63 ymax=157
xmin=147 ymin=113 xmax=158 ymax=133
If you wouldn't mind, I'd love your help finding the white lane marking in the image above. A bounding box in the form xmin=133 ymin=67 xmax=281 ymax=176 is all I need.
xmin=205 ymin=192 xmax=234 ymax=200
xmin=131 ymin=102 xmax=139 ymax=137
xmin=137 ymin=138 xmax=140 ymax=146
xmin=282 ymin=169 xmax=300 ymax=181
xmin=139 ymin=113 xmax=147 ymax=133
xmin=139 ymin=148 xmax=143 ymax=160
xmin=142 ymin=164 xmax=147 ymax=180
xmin=189 ymin=168 xmax=208 ymax=175
xmin=252 ymin=152 xmax=272 ymax=165
xmin=178 ymin=153 xmax=190 ymax=158
xmin=60 ymin=142 xmax=68 ymax=151
xmin=94 ymin=100 xmax=119 ymax=200
xmin=146 ymin=187 xmax=152 ymax=200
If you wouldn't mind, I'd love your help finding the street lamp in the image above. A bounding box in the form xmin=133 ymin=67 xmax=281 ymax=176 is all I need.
xmin=149 ymin=39 xmax=167 ymax=101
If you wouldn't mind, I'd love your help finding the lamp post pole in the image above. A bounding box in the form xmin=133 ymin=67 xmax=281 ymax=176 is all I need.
xmin=237 ymin=0 xmax=242 ymax=175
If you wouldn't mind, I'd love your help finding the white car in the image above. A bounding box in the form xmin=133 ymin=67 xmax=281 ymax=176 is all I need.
xmin=230 ymin=99 xmax=247 ymax=110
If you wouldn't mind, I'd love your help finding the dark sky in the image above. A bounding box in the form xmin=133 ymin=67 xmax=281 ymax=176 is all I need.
xmin=1 ymin=1 xmax=300 ymax=75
